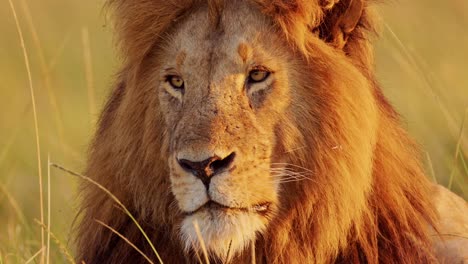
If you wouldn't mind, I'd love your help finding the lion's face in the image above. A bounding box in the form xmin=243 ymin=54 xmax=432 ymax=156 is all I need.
xmin=157 ymin=1 xmax=299 ymax=259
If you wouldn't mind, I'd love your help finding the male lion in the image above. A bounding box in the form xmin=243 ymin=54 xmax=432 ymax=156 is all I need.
xmin=76 ymin=0 xmax=468 ymax=263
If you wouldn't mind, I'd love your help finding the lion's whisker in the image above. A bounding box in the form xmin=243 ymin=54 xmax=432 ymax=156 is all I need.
xmin=270 ymin=170 xmax=306 ymax=174
xmin=270 ymin=171 xmax=317 ymax=183
xmin=270 ymin=167 xmax=313 ymax=178
xmin=270 ymin=173 xmax=310 ymax=180
xmin=270 ymin=169 xmax=309 ymax=175
xmin=270 ymin=163 xmax=314 ymax=173
xmin=271 ymin=171 xmax=309 ymax=178
xmin=282 ymin=146 xmax=307 ymax=154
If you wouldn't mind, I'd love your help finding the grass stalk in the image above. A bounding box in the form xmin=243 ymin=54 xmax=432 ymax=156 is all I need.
xmin=47 ymin=155 xmax=51 ymax=264
xmin=7 ymin=1 xmax=45 ymax=263
xmin=192 ymin=220 xmax=210 ymax=264
xmin=50 ymin=163 xmax=163 ymax=264
xmin=384 ymin=23 xmax=460 ymax=141
xmin=448 ymin=108 xmax=468 ymax=190
xmin=425 ymin=152 xmax=437 ymax=184
xmin=35 ymin=220 xmax=76 ymax=264
xmin=81 ymin=27 xmax=96 ymax=126
xmin=95 ymin=219 xmax=155 ymax=264
xmin=24 ymin=247 xmax=44 ymax=264
xmin=460 ymin=153 xmax=468 ymax=176
xmin=19 ymin=0 xmax=67 ymax=155
xmin=251 ymin=242 xmax=256 ymax=264
xmin=47 ymin=32 xmax=71 ymax=71
xmin=0 ymin=184 xmax=27 ymax=227
xmin=189 ymin=237 xmax=203 ymax=264
xmin=0 ymin=104 xmax=31 ymax=166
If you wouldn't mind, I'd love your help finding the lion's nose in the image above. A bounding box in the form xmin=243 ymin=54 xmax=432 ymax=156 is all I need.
xmin=177 ymin=152 xmax=236 ymax=187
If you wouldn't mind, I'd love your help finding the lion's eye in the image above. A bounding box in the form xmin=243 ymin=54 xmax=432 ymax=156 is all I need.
xmin=167 ymin=75 xmax=184 ymax=90
xmin=248 ymin=70 xmax=270 ymax=83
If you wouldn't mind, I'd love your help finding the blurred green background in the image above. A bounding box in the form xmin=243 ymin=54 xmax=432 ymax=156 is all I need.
xmin=0 ymin=0 xmax=467 ymax=262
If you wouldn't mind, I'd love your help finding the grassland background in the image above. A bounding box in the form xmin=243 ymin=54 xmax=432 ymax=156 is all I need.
xmin=0 ymin=0 xmax=467 ymax=262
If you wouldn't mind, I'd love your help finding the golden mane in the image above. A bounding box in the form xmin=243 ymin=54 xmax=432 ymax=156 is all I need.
xmin=76 ymin=0 xmax=440 ymax=263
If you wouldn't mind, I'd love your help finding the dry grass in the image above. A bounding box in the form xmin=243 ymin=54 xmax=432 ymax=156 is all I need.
xmin=193 ymin=220 xmax=210 ymax=264
xmin=50 ymin=163 xmax=164 ymax=264
xmin=19 ymin=0 xmax=67 ymax=155
xmin=94 ymin=219 xmax=155 ymax=264
xmin=34 ymin=220 xmax=75 ymax=264
xmin=0 ymin=0 xmax=466 ymax=263
xmin=448 ymin=109 xmax=468 ymax=189
xmin=7 ymin=0 xmax=44 ymax=263
xmin=81 ymin=27 xmax=97 ymax=126
xmin=46 ymin=155 xmax=51 ymax=264
xmin=24 ymin=247 xmax=44 ymax=264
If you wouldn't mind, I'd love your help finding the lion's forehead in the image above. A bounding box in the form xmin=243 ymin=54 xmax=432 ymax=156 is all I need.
xmin=165 ymin=1 xmax=272 ymax=81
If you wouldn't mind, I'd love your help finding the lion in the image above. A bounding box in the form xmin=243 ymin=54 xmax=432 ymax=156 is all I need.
xmin=76 ymin=0 xmax=468 ymax=263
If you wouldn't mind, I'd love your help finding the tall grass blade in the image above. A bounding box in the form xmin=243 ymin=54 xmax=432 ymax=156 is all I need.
xmin=19 ymin=0 xmax=67 ymax=155
xmin=448 ymin=109 xmax=468 ymax=190
xmin=425 ymin=152 xmax=437 ymax=184
xmin=50 ymin=163 xmax=164 ymax=264
xmin=192 ymin=220 xmax=210 ymax=264
xmin=81 ymin=27 xmax=96 ymax=126
xmin=35 ymin=220 xmax=76 ymax=264
xmin=47 ymin=155 xmax=51 ymax=264
xmin=47 ymin=32 xmax=71 ymax=72
xmin=251 ymin=242 xmax=256 ymax=264
xmin=6 ymin=1 xmax=44 ymax=263
xmin=384 ymin=23 xmax=460 ymax=140
xmin=0 ymin=184 xmax=27 ymax=227
xmin=95 ymin=219 xmax=155 ymax=264
xmin=24 ymin=247 xmax=44 ymax=264
xmin=189 ymin=237 xmax=203 ymax=264
xmin=0 ymin=104 xmax=31 ymax=166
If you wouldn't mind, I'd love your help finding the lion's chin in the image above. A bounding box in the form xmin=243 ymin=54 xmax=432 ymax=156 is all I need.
xmin=180 ymin=209 xmax=267 ymax=261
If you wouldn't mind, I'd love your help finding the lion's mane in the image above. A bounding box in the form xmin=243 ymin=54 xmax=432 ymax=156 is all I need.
xmin=76 ymin=0 xmax=438 ymax=263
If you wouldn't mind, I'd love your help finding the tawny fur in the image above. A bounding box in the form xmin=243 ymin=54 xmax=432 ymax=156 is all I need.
xmin=76 ymin=0 xmax=466 ymax=263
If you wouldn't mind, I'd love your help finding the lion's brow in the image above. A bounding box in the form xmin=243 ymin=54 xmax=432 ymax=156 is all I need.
xmin=237 ymin=43 xmax=251 ymax=63
xmin=176 ymin=51 xmax=187 ymax=68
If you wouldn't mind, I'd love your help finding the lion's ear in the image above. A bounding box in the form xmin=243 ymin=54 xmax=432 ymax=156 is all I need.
xmin=317 ymin=0 xmax=365 ymax=49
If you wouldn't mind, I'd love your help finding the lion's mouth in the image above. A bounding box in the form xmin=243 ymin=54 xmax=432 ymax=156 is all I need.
xmin=183 ymin=200 xmax=271 ymax=216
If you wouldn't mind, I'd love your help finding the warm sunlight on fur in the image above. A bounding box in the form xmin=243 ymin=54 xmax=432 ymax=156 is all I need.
xmin=75 ymin=0 xmax=468 ymax=263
